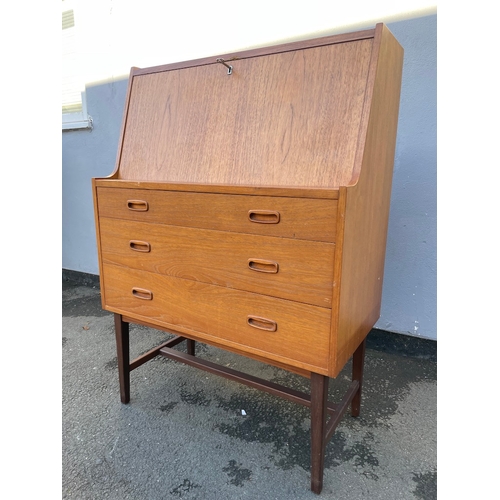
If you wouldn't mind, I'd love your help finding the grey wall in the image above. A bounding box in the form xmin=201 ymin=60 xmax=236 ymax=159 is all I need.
xmin=377 ymin=15 xmax=437 ymax=339
xmin=62 ymin=77 xmax=128 ymax=272
xmin=62 ymin=14 xmax=437 ymax=340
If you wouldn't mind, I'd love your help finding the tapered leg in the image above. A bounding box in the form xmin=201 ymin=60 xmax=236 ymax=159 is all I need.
xmin=351 ymin=338 xmax=366 ymax=417
xmin=186 ymin=339 xmax=196 ymax=356
xmin=310 ymin=372 xmax=329 ymax=494
xmin=114 ymin=314 xmax=130 ymax=404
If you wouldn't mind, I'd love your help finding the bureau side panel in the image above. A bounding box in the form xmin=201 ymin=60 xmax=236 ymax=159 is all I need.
xmin=91 ymin=178 xmax=107 ymax=307
xmin=331 ymin=25 xmax=404 ymax=377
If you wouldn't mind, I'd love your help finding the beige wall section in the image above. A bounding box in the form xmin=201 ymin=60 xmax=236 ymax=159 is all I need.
xmin=70 ymin=2 xmax=436 ymax=84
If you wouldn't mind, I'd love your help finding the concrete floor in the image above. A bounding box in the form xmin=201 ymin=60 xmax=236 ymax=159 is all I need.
xmin=62 ymin=275 xmax=436 ymax=499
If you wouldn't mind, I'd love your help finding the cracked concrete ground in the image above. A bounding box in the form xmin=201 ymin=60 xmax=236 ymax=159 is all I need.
xmin=62 ymin=275 xmax=436 ymax=499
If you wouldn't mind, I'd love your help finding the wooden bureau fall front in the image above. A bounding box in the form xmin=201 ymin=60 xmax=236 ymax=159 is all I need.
xmin=92 ymin=23 xmax=403 ymax=494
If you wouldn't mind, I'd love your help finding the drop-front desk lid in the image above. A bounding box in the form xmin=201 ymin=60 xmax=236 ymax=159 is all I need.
xmin=109 ymin=26 xmax=386 ymax=190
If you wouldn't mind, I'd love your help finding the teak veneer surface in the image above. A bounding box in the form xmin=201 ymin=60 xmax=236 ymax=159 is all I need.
xmin=116 ymin=39 xmax=372 ymax=187
xmin=93 ymin=22 xmax=403 ymax=378
xmin=96 ymin=187 xmax=338 ymax=242
xmin=330 ymin=25 xmax=404 ymax=375
xmin=103 ymin=263 xmax=331 ymax=373
xmin=99 ymin=217 xmax=335 ymax=307
xmin=93 ymin=179 xmax=340 ymax=199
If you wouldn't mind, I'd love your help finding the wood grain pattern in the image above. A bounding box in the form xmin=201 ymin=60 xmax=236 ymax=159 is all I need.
xmin=94 ymin=179 xmax=340 ymax=199
xmin=117 ymin=40 xmax=372 ymax=187
xmin=99 ymin=217 xmax=334 ymax=307
xmin=96 ymin=187 xmax=338 ymax=242
xmin=92 ymin=178 xmax=108 ymax=307
xmin=120 ymin=314 xmax=314 ymax=377
xmin=331 ymin=24 xmax=404 ymax=377
xmin=328 ymin=185 xmax=347 ymax=375
xmin=103 ymin=263 xmax=331 ymax=372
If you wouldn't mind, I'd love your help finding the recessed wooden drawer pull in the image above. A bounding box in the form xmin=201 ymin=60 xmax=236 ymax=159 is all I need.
xmin=132 ymin=287 xmax=153 ymax=300
xmin=247 ymin=315 xmax=277 ymax=332
xmin=129 ymin=240 xmax=151 ymax=253
xmin=248 ymin=210 xmax=280 ymax=224
xmin=127 ymin=200 xmax=149 ymax=211
xmin=248 ymin=259 xmax=279 ymax=274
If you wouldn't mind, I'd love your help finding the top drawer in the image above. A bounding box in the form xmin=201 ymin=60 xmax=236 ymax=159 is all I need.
xmin=96 ymin=187 xmax=337 ymax=242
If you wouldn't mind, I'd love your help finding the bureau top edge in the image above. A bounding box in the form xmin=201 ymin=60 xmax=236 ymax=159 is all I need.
xmin=93 ymin=178 xmax=340 ymax=200
xmin=130 ymin=27 xmax=376 ymax=77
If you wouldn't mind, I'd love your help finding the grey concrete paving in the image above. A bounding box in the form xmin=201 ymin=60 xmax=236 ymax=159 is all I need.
xmin=62 ymin=277 xmax=436 ymax=499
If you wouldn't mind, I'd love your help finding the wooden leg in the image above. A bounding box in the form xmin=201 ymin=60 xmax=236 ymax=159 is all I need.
xmin=351 ymin=338 xmax=366 ymax=417
xmin=310 ymin=372 xmax=329 ymax=494
xmin=114 ymin=314 xmax=130 ymax=404
xmin=186 ymin=339 xmax=196 ymax=356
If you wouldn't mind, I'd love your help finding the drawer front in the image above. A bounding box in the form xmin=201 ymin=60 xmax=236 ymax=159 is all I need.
xmin=96 ymin=187 xmax=337 ymax=242
xmin=99 ymin=218 xmax=334 ymax=307
xmin=102 ymin=264 xmax=330 ymax=371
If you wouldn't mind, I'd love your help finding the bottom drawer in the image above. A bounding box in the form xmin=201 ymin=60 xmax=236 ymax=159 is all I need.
xmin=102 ymin=264 xmax=331 ymax=372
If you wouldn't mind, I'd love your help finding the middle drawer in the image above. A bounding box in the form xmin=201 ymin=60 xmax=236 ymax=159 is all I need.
xmin=99 ymin=217 xmax=334 ymax=308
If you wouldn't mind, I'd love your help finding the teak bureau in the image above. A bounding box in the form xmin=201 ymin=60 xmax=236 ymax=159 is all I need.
xmin=92 ymin=23 xmax=403 ymax=494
